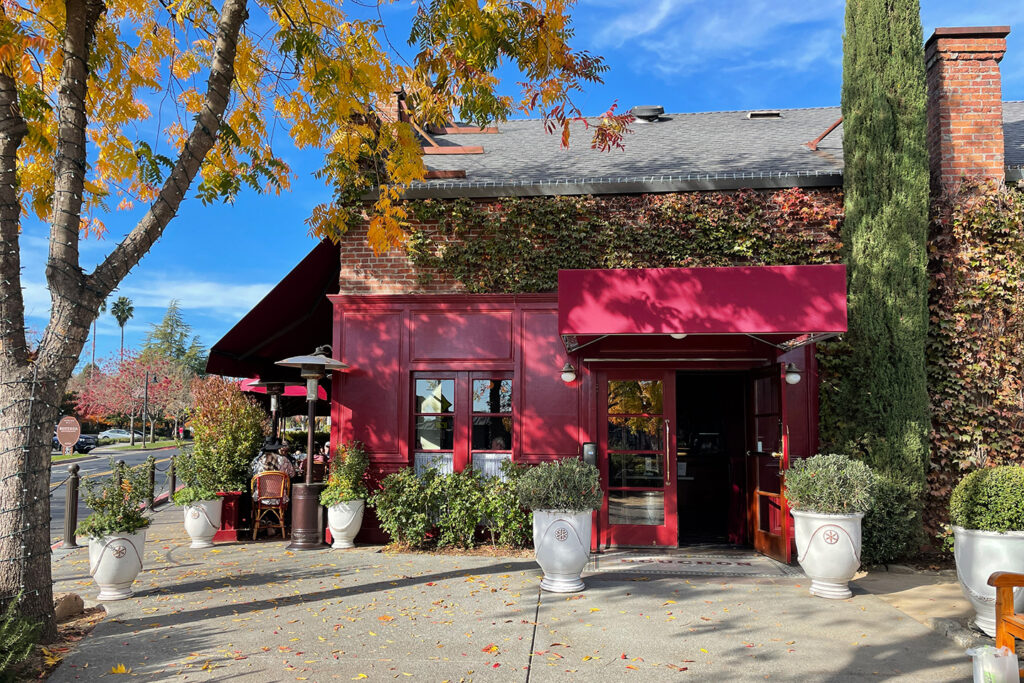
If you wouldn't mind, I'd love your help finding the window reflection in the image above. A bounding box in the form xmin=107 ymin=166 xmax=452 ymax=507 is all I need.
xmin=415 ymin=379 xmax=455 ymax=413
xmin=609 ymin=491 xmax=665 ymax=525
xmin=608 ymin=380 xmax=663 ymax=416
xmin=472 ymin=379 xmax=512 ymax=413
xmin=607 ymin=416 xmax=662 ymax=451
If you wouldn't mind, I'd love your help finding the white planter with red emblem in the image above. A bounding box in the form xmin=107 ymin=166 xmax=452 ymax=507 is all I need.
xmin=792 ymin=510 xmax=863 ymax=599
xmin=533 ymin=510 xmax=592 ymax=593
xmin=88 ymin=530 xmax=147 ymax=600
xmin=953 ymin=526 xmax=1024 ymax=636
xmin=183 ymin=498 xmax=223 ymax=549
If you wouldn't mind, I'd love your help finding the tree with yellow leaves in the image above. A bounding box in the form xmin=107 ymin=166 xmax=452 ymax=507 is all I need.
xmin=0 ymin=0 xmax=630 ymax=638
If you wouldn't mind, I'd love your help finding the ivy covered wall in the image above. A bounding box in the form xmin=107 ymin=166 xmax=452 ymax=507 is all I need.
xmin=406 ymin=189 xmax=844 ymax=292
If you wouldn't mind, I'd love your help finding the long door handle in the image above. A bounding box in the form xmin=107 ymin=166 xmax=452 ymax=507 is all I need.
xmin=664 ymin=419 xmax=671 ymax=486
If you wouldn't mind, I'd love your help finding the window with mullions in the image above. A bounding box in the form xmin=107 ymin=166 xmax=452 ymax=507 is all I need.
xmin=471 ymin=379 xmax=513 ymax=478
xmin=414 ymin=378 xmax=455 ymax=474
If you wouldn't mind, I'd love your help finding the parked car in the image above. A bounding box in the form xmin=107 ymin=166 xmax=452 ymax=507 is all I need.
xmin=52 ymin=433 xmax=99 ymax=454
xmin=99 ymin=429 xmax=143 ymax=441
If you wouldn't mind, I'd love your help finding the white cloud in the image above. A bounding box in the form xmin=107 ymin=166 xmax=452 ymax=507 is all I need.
xmin=593 ymin=0 xmax=689 ymax=49
xmin=118 ymin=278 xmax=274 ymax=319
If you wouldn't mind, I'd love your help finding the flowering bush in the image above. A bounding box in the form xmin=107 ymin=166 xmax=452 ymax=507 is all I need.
xmin=319 ymin=441 xmax=370 ymax=507
xmin=77 ymin=459 xmax=153 ymax=539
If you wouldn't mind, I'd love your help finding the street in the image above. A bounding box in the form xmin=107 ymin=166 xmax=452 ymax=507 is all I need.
xmin=49 ymin=446 xmax=180 ymax=545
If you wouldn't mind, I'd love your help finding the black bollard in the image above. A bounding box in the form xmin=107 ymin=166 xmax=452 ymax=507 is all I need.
xmin=115 ymin=459 xmax=126 ymax=490
xmin=62 ymin=464 xmax=80 ymax=549
xmin=168 ymin=455 xmax=176 ymax=503
xmin=147 ymin=456 xmax=156 ymax=509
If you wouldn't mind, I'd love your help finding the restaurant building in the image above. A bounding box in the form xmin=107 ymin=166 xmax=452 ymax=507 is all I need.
xmin=209 ymin=27 xmax=1022 ymax=562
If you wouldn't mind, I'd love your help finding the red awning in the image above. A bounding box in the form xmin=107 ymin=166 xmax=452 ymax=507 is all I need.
xmin=557 ymin=264 xmax=847 ymax=352
xmin=207 ymin=240 xmax=340 ymax=379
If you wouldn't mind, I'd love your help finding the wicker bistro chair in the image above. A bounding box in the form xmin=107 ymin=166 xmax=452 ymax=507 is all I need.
xmin=251 ymin=471 xmax=291 ymax=540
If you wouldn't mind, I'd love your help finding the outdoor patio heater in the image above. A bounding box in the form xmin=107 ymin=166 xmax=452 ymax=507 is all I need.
xmin=276 ymin=346 xmax=348 ymax=550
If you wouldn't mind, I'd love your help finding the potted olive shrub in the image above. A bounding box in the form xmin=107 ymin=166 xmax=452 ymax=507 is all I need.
xmin=784 ymin=454 xmax=875 ymax=599
xmin=320 ymin=441 xmax=370 ymax=549
xmin=172 ymin=446 xmax=222 ymax=548
xmin=78 ymin=460 xmax=154 ymax=600
xmin=950 ymin=466 xmax=1024 ymax=636
xmin=516 ymin=458 xmax=602 ymax=593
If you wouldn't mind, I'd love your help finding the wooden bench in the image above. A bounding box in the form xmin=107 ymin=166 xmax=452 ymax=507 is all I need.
xmin=987 ymin=571 xmax=1024 ymax=675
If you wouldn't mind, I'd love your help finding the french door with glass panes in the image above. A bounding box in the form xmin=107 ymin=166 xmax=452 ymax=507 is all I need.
xmin=412 ymin=372 xmax=514 ymax=475
xmin=598 ymin=370 xmax=677 ymax=547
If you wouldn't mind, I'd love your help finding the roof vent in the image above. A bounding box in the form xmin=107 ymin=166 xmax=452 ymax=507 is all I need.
xmin=631 ymin=105 xmax=665 ymax=123
xmin=747 ymin=110 xmax=782 ymax=119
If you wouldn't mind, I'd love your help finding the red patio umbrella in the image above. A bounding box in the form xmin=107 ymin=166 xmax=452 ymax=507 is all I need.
xmin=239 ymin=378 xmax=327 ymax=401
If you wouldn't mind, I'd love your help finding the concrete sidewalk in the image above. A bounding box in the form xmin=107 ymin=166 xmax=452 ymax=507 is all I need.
xmin=49 ymin=507 xmax=978 ymax=681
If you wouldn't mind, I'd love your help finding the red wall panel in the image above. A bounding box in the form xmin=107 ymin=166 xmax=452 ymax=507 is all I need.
xmin=411 ymin=311 xmax=513 ymax=361
xmin=520 ymin=309 xmax=580 ymax=459
xmin=341 ymin=312 xmax=404 ymax=458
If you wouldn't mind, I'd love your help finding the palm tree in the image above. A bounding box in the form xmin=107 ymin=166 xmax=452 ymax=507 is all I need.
xmin=90 ymin=298 xmax=107 ymax=374
xmin=111 ymin=296 xmax=134 ymax=363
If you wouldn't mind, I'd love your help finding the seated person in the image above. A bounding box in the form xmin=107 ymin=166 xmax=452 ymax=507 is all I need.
xmin=251 ymin=452 xmax=292 ymax=503
xmin=252 ymin=448 xmax=296 ymax=479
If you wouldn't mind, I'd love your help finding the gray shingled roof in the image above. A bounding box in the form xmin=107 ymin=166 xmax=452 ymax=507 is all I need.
xmin=399 ymin=101 xmax=1024 ymax=199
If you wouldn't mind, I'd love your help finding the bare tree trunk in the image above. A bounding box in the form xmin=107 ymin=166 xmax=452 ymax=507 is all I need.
xmin=130 ymin=415 xmax=136 ymax=446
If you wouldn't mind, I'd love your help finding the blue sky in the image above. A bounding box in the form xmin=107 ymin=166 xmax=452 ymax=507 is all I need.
xmin=18 ymin=1 xmax=1024 ymax=371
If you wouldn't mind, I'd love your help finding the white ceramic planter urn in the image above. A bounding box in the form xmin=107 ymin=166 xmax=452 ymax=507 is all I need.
xmin=88 ymin=530 xmax=147 ymax=600
xmin=183 ymin=498 xmax=224 ymax=549
xmin=532 ymin=510 xmax=592 ymax=593
xmin=327 ymin=500 xmax=365 ymax=549
xmin=953 ymin=526 xmax=1024 ymax=636
xmin=792 ymin=510 xmax=863 ymax=599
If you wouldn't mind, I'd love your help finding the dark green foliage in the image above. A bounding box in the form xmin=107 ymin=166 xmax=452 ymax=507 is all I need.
xmin=862 ymin=473 xmax=925 ymax=564
xmin=77 ymin=459 xmax=153 ymax=539
xmin=950 ymin=467 xmax=1024 ymax=532
xmin=320 ymin=441 xmax=370 ymax=507
xmin=482 ymin=461 xmax=532 ymax=547
xmin=282 ymin=430 xmax=331 ymax=453
xmin=370 ymin=468 xmax=434 ymax=548
xmin=140 ymin=300 xmax=206 ymax=375
xmin=0 ymin=594 xmax=40 ymax=682
xmin=407 ymin=189 xmax=843 ymax=293
xmin=370 ymin=465 xmax=533 ymax=549
xmin=172 ymin=445 xmax=219 ymax=506
xmin=831 ymin=0 xmax=930 ymax=559
xmin=425 ymin=468 xmax=485 ymax=548
xmin=784 ymin=454 xmax=876 ymax=514
xmin=516 ymin=458 xmax=602 ymax=512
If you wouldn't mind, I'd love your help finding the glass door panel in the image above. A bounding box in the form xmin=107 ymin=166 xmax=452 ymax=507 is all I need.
xmin=599 ymin=372 xmax=677 ymax=547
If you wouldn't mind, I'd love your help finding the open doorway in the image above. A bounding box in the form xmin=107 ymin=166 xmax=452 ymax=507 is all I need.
xmin=675 ymin=372 xmax=747 ymax=544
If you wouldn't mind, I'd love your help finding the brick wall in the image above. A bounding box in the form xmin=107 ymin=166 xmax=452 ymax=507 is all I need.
xmin=338 ymin=220 xmax=462 ymax=294
xmin=925 ymin=26 xmax=1010 ymax=195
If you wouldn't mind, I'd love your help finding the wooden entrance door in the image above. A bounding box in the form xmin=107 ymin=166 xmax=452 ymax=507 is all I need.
xmin=598 ymin=370 xmax=677 ymax=547
xmin=746 ymin=363 xmax=792 ymax=563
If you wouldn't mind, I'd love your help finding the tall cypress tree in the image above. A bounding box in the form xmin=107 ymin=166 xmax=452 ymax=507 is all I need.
xmin=838 ymin=0 xmax=930 ymax=561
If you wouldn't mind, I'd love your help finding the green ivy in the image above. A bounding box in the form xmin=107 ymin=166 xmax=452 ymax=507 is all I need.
xmin=406 ymin=189 xmax=843 ymax=293
xmin=927 ymin=183 xmax=1024 ymax=538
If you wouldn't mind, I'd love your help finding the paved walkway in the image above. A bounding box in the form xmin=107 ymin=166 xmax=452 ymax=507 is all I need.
xmin=49 ymin=507 xmax=979 ymax=681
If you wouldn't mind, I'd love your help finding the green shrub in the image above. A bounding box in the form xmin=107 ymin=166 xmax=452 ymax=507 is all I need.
xmin=283 ymin=430 xmax=331 ymax=453
xmin=861 ymin=473 xmax=924 ymax=565
xmin=783 ymin=453 xmax=875 ymax=514
xmin=319 ymin=441 xmax=370 ymax=507
xmin=77 ymin=459 xmax=153 ymax=539
xmin=0 ymin=594 xmax=40 ymax=682
xmin=190 ymin=377 xmax=268 ymax=492
xmin=482 ymin=460 xmax=532 ymax=547
xmin=516 ymin=458 xmax=602 ymax=512
xmin=950 ymin=466 xmax=1024 ymax=532
xmin=171 ymin=445 xmax=219 ymax=506
xmin=426 ymin=468 xmax=484 ymax=548
xmin=370 ymin=467 xmax=433 ymax=548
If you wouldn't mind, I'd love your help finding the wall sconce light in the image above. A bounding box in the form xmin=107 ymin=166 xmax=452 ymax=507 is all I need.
xmin=669 ymin=333 xmax=688 ymax=340
xmin=785 ymin=362 xmax=802 ymax=385
xmin=560 ymin=362 xmax=577 ymax=383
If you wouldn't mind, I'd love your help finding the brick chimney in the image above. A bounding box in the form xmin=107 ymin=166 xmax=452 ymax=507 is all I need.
xmin=925 ymin=26 xmax=1010 ymax=195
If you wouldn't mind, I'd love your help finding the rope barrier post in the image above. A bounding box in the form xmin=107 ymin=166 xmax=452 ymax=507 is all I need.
xmin=168 ymin=454 xmax=176 ymax=503
xmin=62 ymin=464 xmax=81 ymax=549
xmin=147 ymin=456 xmax=156 ymax=509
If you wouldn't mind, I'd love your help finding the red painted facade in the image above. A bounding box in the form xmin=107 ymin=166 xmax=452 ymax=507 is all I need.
xmin=328 ymin=291 xmax=821 ymax=550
